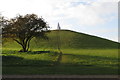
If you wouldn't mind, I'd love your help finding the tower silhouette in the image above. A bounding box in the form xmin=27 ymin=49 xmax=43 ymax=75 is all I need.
xmin=57 ymin=22 xmax=61 ymax=52
xmin=57 ymin=22 xmax=61 ymax=30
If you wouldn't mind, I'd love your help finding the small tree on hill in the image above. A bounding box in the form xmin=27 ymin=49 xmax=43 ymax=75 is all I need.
xmin=2 ymin=14 xmax=50 ymax=52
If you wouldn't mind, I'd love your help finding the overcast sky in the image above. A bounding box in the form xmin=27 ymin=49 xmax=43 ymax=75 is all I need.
xmin=0 ymin=0 xmax=119 ymax=42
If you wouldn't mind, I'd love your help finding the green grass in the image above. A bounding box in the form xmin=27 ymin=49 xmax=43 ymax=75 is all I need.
xmin=2 ymin=30 xmax=119 ymax=75
xmin=3 ymin=30 xmax=119 ymax=49
xmin=2 ymin=49 xmax=119 ymax=75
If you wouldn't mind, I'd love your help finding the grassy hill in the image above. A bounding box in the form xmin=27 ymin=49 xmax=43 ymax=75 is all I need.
xmin=3 ymin=30 xmax=119 ymax=50
xmin=2 ymin=30 xmax=119 ymax=75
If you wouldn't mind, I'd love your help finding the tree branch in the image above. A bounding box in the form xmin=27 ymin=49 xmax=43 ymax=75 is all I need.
xmin=13 ymin=39 xmax=23 ymax=45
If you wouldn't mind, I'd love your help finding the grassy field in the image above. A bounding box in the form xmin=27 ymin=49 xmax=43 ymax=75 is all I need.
xmin=2 ymin=30 xmax=119 ymax=75
xmin=2 ymin=48 xmax=119 ymax=75
xmin=3 ymin=30 xmax=119 ymax=49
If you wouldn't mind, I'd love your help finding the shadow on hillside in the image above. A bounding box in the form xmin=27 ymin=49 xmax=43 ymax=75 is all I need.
xmin=2 ymin=51 xmax=118 ymax=67
xmin=2 ymin=52 xmax=118 ymax=75
xmin=2 ymin=55 xmax=23 ymax=61
xmin=2 ymin=51 xmax=63 ymax=67
xmin=61 ymin=53 xmax=118 ymax=66
xmin=2 ymin=55 xmax=54 ymax=67
xmin=63 ymin=53 xmax=117 ymax=61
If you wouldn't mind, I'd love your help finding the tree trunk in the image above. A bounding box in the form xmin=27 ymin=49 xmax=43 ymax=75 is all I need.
xmin=13 ymin=37 xmax=33 ymax=52
xmin=22 ymin=44 xmax=27 ymax=52
xmin=13 ymin=39 xmax=28 ymax=52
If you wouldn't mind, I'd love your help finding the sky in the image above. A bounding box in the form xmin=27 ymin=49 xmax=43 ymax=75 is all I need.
xmin=0 ymin=0 xmax=119 ymax=42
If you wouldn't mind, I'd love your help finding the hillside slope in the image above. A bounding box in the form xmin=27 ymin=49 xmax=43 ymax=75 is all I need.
xmin=3 ymin=30 xmax=119 ymax=49
xmin=26 ymin=30 xmax=119 ymax=49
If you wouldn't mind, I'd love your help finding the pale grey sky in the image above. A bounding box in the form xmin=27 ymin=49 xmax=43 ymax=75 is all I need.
xmin=0 ymin=0 xmax=118 ymax=42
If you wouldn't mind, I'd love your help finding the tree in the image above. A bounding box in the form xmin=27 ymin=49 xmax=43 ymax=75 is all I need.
xmin=2 ymin=14 xmax=50 ymax=52
xmin=0 ymin=14 xmax=8 ymax=45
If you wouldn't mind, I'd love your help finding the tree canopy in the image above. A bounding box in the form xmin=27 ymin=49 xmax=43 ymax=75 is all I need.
xmin=2 ymin=14 xmax=50 ymax=52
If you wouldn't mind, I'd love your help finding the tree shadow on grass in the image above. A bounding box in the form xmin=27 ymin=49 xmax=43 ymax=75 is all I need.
xmin=2 ymin=55 xmax=55 ymax=67
xmin=2 ymin=52 xmax=118 ymax=66
xmin=2 ymin=50 xmax=51 ymax=54
xmin=27 ymin=51 xmax=51 ymax=54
